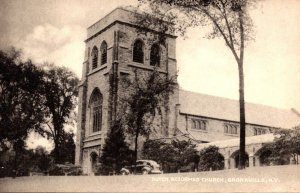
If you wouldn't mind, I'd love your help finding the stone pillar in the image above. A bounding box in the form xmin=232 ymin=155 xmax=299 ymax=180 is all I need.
xmin=229 ymin=158 xmax=235 ymax=169
xmin=254 ymin=156 xmax=261 ymax=167
xmin=249 ymin=156 xmax=254 ymax=167
xmin=224 ymin=158 xmax=230 ymax=169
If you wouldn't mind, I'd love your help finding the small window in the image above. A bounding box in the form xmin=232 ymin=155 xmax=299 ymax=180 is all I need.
xmin=192 ymin=120 xmax=196 ymax=129
xmin=91 ymin=46 xmax=98 ymax=69
xmin=254 ymin=127 xmax=266 ymax=135
xmin=224 ymin=125 xmax=229 ymax=133
xmin=100 ymin=41 xmax=107 ymax=65
xmin=150 ymin=44 xmax=160 ymax=66
xmin=191 ymin=119 xmax=207 ymax=130
xmin=224 ymin=124 xmax=238 ymax=135
xmin=133 ymin=39 xmax=144 ymax=63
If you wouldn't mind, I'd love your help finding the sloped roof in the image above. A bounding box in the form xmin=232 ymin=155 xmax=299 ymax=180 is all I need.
xmin=179 ymin=90 xmax=300 ymax=129
xmin=196 ymin=134 xmax=275 ymax=150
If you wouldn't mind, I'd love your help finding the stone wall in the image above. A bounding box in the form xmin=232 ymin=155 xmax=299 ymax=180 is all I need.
xmin=177 ymin=112 xmax=272 ymax=142
xmin=76 ymin=8 xmax=178 ymax=174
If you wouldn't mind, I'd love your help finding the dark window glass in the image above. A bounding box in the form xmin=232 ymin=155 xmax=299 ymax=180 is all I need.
xmin=100 ymin=41 xmax=107 ymax=65
xmin=91 ymin=47 xmax=98 ymax=69
xmin=133 ymin=40 xmax=144 ymax=63
xmin=150 ymin=44 xmax=160 ymax=66
xmin=90 ymin=89 xmax=102 ymax=132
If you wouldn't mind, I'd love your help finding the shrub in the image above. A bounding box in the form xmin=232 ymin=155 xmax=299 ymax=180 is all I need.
xmin=48 ymin=164 xmax=82 ymax=176
xmin=198 ymin=145 xmax=224 ymax=171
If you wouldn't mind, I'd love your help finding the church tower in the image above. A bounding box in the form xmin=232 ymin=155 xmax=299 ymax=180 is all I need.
xmin=75 ymin=7 xmax=178 ymax=175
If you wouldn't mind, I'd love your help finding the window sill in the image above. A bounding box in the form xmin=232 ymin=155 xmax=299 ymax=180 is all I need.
xmin=84 ymin=133 xmax=102 ymax=142
xmin=128 ymin=63 xmax=167 ymax=74
xmin=190 ymin=129 xmax=208 ymax=133
xmin=89 ymin=131 xmax=103 ymax=136
xmin=88 ymin=64 xmax=108 ymax=76
xmin=224 ymin=133 xmax=238 ymax=136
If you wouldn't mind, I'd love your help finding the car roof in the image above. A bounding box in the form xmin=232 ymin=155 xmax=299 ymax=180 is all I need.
xmin=137 ymin=160 xmax=158 ymax=164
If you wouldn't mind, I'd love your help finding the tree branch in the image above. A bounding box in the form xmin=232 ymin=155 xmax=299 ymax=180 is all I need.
xmin=199 ymin=7 xmax=240 ymax=63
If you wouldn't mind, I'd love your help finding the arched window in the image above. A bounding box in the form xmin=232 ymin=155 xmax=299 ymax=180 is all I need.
xmin=150 ymin=44 xmax=160 ymax=66
xmin=100 ymin=41 xmax=107 ymax=65
xmin=133 ymin=39 xmax=144 ymax=63
xmin=89 ymin=88 xmax=103 ymax=132
xmin=91 ymin=46 xmax=98 ymax=69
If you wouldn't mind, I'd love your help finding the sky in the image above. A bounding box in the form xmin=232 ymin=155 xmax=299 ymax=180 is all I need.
xmin=1 ymin=0 xmax=299 ymax=148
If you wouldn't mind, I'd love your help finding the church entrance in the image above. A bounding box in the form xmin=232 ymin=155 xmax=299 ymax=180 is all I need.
xmin=90 ymin=152 xmax=98 ymax=175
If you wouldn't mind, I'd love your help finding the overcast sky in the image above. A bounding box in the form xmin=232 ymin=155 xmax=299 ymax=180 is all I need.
xmin=1 ymin=0 xmax=299 ymax=112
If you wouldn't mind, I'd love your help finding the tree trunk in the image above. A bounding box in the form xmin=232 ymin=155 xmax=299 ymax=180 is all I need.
xmin=238 ymin=61 xmax=246 ymax=169
xmin=53 ymin=123 xmax=63 ymax=164
xmin=238 ymin=9 xmax=246 ymax=170
xmin=53 ymin=139 xmax=61 ymax=163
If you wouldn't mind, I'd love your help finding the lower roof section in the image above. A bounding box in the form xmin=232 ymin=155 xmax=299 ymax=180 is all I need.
xmin=196 ymin=133 xmax=275 ymax=151
xmin=179 ymin=89 xmax=300 ymax=129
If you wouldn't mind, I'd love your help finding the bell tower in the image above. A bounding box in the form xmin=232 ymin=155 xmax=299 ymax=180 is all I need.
xmin=75 ymin=7 xmax=178 ymax=175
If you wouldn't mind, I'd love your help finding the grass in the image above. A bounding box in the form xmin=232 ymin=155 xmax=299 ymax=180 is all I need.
xmin=0 ymin=165 xmax=300 ymax=192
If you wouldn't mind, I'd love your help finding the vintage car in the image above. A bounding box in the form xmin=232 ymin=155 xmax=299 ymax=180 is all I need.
xmin=120 ymin=160 xmax=162 ymax=175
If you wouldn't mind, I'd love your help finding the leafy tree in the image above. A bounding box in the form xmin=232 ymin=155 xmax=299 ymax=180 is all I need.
xmin=50 ymin=131 xmax=76 ymax=164
xmin=143 ymin=139 xmax=175 ymax=172
xmin=137 ymin=0 xmax=256 ymax=169
xmin=34 ymin=146 xmax=53 ymax=172
xmin=41 ymin=64 xmax=79 ymax=163
xmin=0 ymin=48 xmax=46 ymax=154
xmin=99 ymin=120 xmax=134 ymax=175
xmin=143 ymin=139 xmax=198 ymax=173
xmin=259 ymin=128 xmax=300 ymax=165
xmin=198 ymin=145 xmax=224 ymax=171
xmin=171 ymin=140 xmax=198 ymax=171
xmin=120 ymin=70 xmax=176 ymax=165
xmin=0 ymin=144 xmax=53 ymax=177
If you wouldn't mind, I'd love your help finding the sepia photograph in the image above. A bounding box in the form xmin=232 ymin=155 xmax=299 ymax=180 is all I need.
xmin=0 ymin=0 xmax=300 ymax=192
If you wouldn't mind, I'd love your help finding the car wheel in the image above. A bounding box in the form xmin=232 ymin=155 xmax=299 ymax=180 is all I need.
xmin=142 ymin=170 xmax=149 ymax=175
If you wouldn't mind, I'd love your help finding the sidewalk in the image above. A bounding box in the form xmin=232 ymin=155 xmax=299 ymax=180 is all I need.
xmin=1 ymin=165 xmax=299 ymax=192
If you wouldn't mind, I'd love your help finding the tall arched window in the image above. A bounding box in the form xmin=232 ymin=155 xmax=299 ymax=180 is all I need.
xmin=89 ymin=88 xmax=103 ymax=132
xmin=150 ymin=44 xmax=160 ymax=66
xmin=133 ymin=39 xmax=144 ymax=63
xmin=100 ymin=41 xmax=107 ymax=65
xmin=91 ymin=46 xmax=98 ymax=69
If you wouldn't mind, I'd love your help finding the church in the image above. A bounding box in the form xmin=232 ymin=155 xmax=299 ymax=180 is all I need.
xmin=75 ymin=7 xmax=300 ymax=175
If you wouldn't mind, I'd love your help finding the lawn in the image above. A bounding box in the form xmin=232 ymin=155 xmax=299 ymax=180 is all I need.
xmin=0 ymin=165 xmax=299 ymax=192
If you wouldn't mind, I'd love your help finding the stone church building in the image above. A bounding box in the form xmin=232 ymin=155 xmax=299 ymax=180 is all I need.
xmin=75 ymin=7 xmax=300 ymax=175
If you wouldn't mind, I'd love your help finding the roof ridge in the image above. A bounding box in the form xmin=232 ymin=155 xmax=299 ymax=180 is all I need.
xmin=179 ymin=89 xmax=292 ymax=112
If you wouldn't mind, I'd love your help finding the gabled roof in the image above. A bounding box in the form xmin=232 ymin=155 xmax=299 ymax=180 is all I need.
xmin=179 ymin=89 xmax=300 ymax=129
xmin=196 ymin=134 xmax=275 ymax=150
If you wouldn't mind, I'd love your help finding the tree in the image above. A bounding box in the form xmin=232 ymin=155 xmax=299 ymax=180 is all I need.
xmin=42 ymin=64 xmax=79 ymax=163
xmin=143 ymin=139 xmax=198 ymax=173
xmin=120 ymin=70 xmax=176 ymax=167
xmin=50 ymin=131 xmax=76 ymax=164
xmin=34 ymin=146 xmax=53 ymax=172
xmin=143 ymin=139 xmax=176 ymax=172
xmin=198 ymin=145 xmax=224 ymax=171
xmin=0 ymin=48 xmax=46 ymax=153
xmin=171 ymin=139 xmax=198 ymax=171
xmin=260 ymin=128 xmax=300 ymax=165
xmin=137 ymin=0 xmax=255 ymax=169
xmin=99 ymin=120 xmax=134 ymax=175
